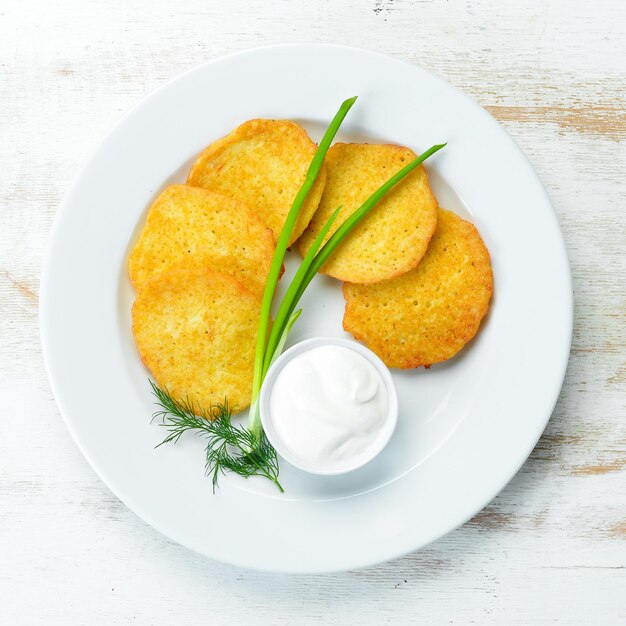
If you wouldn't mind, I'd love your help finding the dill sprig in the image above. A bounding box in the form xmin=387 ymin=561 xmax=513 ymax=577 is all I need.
xmin=150 ymin=381 xmax=283 ymax=493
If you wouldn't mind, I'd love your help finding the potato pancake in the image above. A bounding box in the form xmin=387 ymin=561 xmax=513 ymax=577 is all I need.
xmin=298 ymin=143 xmax=438 ymax=283
xmin=187 ymin=119 xmax=326 ymax=245
xmin=132 ymin=269 xmax=260 ymax=412
xmin=342 ymin=208 xmax=492 ymax=368
xmin=128 ymin=185 xmax=273 ymax=295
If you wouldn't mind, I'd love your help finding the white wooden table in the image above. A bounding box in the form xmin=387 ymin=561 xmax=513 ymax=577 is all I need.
xmin=1 ymin=1 xmax=624 ymax=623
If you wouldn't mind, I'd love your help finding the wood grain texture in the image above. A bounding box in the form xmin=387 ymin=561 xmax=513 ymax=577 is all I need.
xmin=1 ymin=0 xmax=624 ymax=623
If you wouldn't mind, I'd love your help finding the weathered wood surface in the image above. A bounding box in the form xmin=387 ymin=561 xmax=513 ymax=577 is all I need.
xmin=1 ymin=0 xmax=624 ymax=623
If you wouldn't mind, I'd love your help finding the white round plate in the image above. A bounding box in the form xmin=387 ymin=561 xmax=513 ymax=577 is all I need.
xmin=41 ymin=44 xmax=572 ymax=573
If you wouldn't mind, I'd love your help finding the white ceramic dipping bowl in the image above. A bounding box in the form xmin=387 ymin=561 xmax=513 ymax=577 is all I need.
xmin=259 ymin=337 xmax=398 ymax=476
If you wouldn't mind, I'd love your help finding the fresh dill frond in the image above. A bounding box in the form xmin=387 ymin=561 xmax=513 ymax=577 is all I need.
xmin=150 ymin=380 xmax=283 ymax=493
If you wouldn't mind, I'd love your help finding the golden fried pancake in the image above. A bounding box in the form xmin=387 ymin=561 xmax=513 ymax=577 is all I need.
xmin=342 ymin=208 xmax=492 ymax=368
xmin=298 ymin=143 xmax=438 ymax=283
xmin=187 ymin=119 xmax=325 ymax=245
xmin=128 ymin=185 xmax=273 ymax=295
xmin=132 ymin=269 xmax=260 ymax=412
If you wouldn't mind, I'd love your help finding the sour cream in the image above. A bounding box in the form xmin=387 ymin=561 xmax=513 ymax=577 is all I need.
xmin=262 ymin=341 xmax=397 ymax=474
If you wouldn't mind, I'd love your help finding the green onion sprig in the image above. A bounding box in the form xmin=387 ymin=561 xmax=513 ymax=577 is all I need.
xmin=248 ymin=96 xmax=358 ymax=438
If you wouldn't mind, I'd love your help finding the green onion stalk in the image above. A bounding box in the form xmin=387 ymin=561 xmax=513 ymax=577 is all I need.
xmin=247 ymin=96 xmax=358 ymax=438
